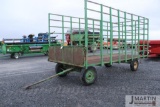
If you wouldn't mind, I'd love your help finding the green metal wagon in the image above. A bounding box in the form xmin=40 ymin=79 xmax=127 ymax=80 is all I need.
xmin=1 ymin=37 xmax=59 ymax=59
xmin=48 ymin=0 xmax=149 ymax=85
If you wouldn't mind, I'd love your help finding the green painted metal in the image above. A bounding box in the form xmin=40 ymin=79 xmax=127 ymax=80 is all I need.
xmin=62 ymin=16 xmax=64 ymax=45
xmin=117 ymin=10 xmax=121 ymax=63
xmin=92 ymin=20 xmax=95 ymax=46
xmin=100 ymin=4 xmax=104 ymax=66
xmin=70 ymin=17 xmax=73 ymax=46
xmin=62 ymin=16 xmax=65 ymax=62
xmin=85 ymin=69 xmax=95 ymax=83
xmin=48 ymin=0 xmax=149 ymax=68
xmin=134 ymin=21 xmax=137 ymax=57
xmin=147 ymin=19 xmax=149 ymax=57
xmin=79 ymin=18 xmax=81 ymax=45
xmin=25 ymin=68 xmax=74 ymax=89
xmin=109 ymin=7 xmax=113 ymax=65
xmin=48 ymin=13 xmax=51 ymax=46
xmin=84 ymin=0 xmax=88 ymax=69
xmin=143 ymin=18 xmax=145 ymax=58
xmin=124 ymin=12 xmax=127 ymax=62
xmin=70 ymin=34 xmax=84 ymax=41
xmin=131 ymin=14 xmax=134 ymax=60
xmin=121 ymin=22 xmax=124 ymax=54
xmin=138 ymin=16 xmax=140 ymax=59
xmin=1 ymin=43 xmax=59 ymax=57
xmin=107 ymin=23 xmax=109 ymax=54
xmin=0 ymin=42 xmax=2 ymax=53
xmin=2 ymin=44 xmax=7 ymax=54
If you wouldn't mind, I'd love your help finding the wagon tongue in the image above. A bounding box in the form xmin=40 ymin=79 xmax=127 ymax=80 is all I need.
xmin=24 ymin=68 xmax=74 ymax=90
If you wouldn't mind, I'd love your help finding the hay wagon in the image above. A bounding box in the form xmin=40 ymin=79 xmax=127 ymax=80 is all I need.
xmin=48 ymin=0 xmax=149 ymax=85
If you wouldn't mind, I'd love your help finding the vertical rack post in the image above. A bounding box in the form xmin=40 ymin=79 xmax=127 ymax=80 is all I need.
xmin=48 ymin=13 xmax=51 ymax=46
xmin=147 ymin=19 xmax=149 ymax=57
xmin=117 ymin=10 xmax=121 ymax=63
xmin=134 ymin=21 xmax=137 ymax=57
xmin=143 ymin=18 xmax=145 ymax=58
xmin=62 ymin=16 xmax=64 ymax=46
xmin=138 ymin=16 xmax=140 ymax=59
xmin=100 ymin=4 xmax=104 ymax=66
xmin=107 ymin=22 xmax=109 ymax=54
xmin=109 ymin=7 xmax=113 ymax=65
xmin=92 ymin=19 xmax=95 ymax=56
xmin=124 ymin=12 xmax=127 ymax=62
xmin=131 ymin=14 xmax=134 ymax=60
xmin=79 ymin=18 xmax=81 ymax=45
xmin=84 ymin=0 xmax=88 ymax=68
xmin=70 ymin=17 xmax=73 ymax=46
xmin=122 ymin=22 xmax=124 ymax=54
xmin=92 ymin=20 xmax=95 ymax=45
xmin=62 ymin=15 xmax=64 ymax=62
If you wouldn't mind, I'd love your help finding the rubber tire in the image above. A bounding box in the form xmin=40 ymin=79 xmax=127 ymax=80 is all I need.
xmin=130 ymin=59 xmax=139 ymax=71
xmin=80 ymin=66 xmax=97 ymax=86
xmin=105 ymin=64 xmax=112 ymax=67
xmin=10 ymin=54 xmax=14 ymax=58
xmin=44 ymin=51 xmax=48 ymax=56
xmin=55 ymin=63 xmax=67 ymax=77
xmin=13 ymin=53 xmax=19 ymax=59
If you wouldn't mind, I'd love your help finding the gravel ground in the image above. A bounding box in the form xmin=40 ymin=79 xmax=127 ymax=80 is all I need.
xmin=0 ymin=55 xmax=160 ymax=107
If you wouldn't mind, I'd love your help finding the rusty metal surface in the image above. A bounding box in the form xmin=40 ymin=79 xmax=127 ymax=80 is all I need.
xmin=73 ymin=47 xmax=85 ymax=66
xmin=63 ymin=47 xmax=74 ymax=64
xmin=48 ymin=46 xmax=84 ymax=66
xmin=55 ymin=46 xmax=62 ymax=61
xmin=48 ymin=47 xmax=54 ymax=60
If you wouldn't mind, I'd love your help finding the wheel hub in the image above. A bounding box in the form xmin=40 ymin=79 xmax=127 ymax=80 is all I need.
xmin=85 ymin=70 xmax=95 ymax=83
xmin=14 ymin=54 xmax=19 ymax=59
xmin=134 ymin=62 xmax=138 ymax=69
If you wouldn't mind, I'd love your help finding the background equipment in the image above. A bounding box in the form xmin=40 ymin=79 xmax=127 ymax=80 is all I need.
xmin=0 ymin=33 xmax=60 ymax=59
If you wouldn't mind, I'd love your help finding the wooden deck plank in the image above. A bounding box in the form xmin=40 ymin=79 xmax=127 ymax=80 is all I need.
xmin=87 ymin=54 xmax=138 ymax=65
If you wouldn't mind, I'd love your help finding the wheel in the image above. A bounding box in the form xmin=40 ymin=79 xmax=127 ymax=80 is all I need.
xmin=55 ymin=63 xmax=67 ymax=77
xmin=13 ymin=53 xmax=19 ymax=59
xmin=10 ymin=54 xmax=14 ymax=58
xmin=105 ymin=64 xmax=112 ymax=67
xmin=80 ymin=66 xmax=97 ymax=86
xmin=44 ymin=51 xmax=48 ymax=56
xmin=19 ymin=52 xmax=22 ymax=56
xmin=130 ymin=59 xmax=139 ymax=71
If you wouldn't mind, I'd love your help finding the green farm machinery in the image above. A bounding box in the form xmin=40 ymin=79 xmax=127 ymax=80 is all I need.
xmin=65 ymin=28 xmax=100 ymax=52
xmin=0 ymin=33 xmax=60 ymax=59
xmin=0 ymin=42 xmax=2 ymax=53
xmin=25 ymin=0 xmax=149 ymax=89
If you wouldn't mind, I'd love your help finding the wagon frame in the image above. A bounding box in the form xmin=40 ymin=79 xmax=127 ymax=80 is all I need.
xmin=48 ymin=0 xmax=149 ymax=85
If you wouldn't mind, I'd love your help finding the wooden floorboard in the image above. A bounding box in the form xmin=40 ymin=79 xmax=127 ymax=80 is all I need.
xmin=87 ymin=54 xmax=138 ymax=64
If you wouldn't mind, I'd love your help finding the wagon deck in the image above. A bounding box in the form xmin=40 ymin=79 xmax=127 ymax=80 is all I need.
xmin=48 ymin=46 xmax=140 ymax=66
xmin=87 ymin=54 xmax=139 ymax=65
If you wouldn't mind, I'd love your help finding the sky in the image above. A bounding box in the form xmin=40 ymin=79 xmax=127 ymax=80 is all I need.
xmin=0 ymin=0 xmax=160 ymax=40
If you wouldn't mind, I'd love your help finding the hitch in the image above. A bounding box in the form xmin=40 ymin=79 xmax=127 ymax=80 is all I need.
xmin=25 ymin=68 xmax=73 ymax=90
